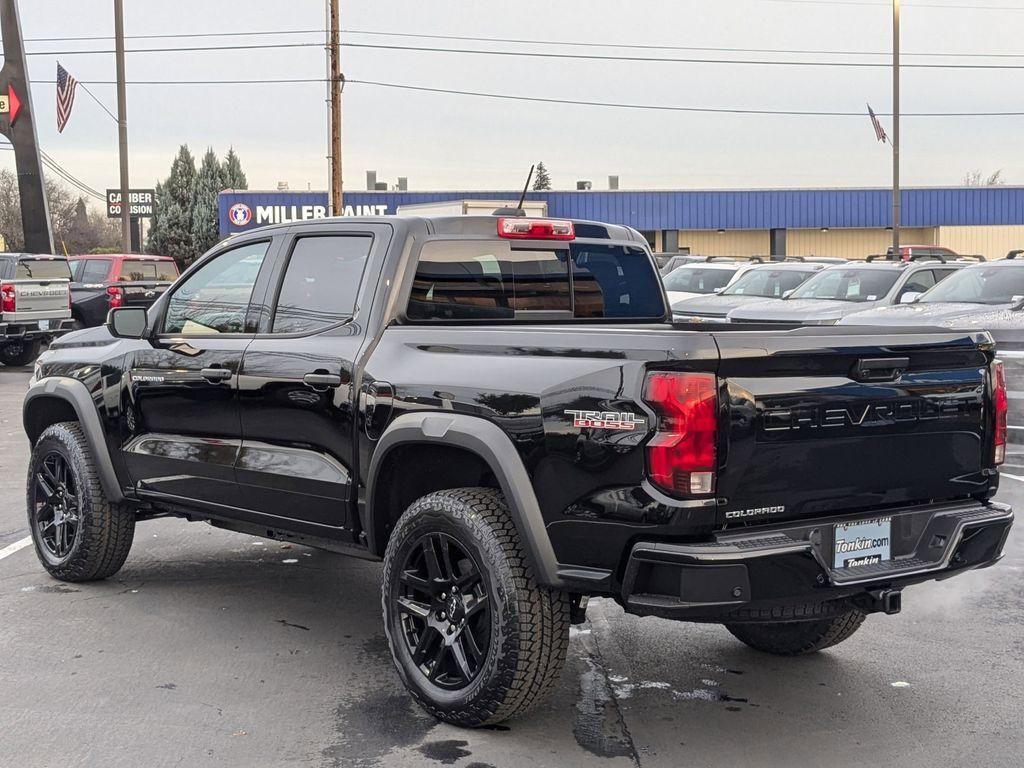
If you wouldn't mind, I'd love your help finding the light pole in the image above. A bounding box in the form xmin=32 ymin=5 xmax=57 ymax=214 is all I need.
xmin=891 ymin=0 xmax=901 ymax=256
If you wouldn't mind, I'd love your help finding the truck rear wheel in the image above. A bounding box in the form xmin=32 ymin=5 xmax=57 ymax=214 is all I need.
xmin=1 ymin=339 xmax=41 ymax=367
xmin=26 ymin=422 xmax=136 ymax=582
xmin=382 ymin=487 xmax=570 ymax=727
xmin=725 ymin=610 xmax=866 ymax=656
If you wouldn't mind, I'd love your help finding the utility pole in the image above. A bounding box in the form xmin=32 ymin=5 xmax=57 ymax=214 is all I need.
xmin=329 ymin=0 xmax=343 ymax=214
xmin=891 ymin=0 xmax=901 ymax=256
xmin=114 ymin=0 xmax=131 ymax=253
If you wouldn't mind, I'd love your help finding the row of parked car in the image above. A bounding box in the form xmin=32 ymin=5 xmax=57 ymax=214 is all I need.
xmin=0 ymin=252 xmax=178 ymax=366
xmin=660 ymin=250 xmax=1024 ymax=339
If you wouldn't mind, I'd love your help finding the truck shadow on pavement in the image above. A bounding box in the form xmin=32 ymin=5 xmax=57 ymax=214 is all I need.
xmin=7 ymin=518 xmax=1019 ymax=768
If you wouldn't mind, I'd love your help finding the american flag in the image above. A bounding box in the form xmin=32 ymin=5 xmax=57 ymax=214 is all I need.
xmin=56 ymin=62 xmax=78 ymax=133
xmin=867 ymin=103 xmax=888 ymax=144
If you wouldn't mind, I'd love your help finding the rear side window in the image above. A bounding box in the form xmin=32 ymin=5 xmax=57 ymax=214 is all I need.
xmin=572 ymin=244 xmax=663 ymax=318
xmin=119 ymin=259 xmax=179 ymax=282
xmin=407 ymin=240 xmax=570 ymax=320
xmin=271 ymin=235 xmax=373 ymax=334
xmin=75 ymin=259 xmax=111 ymax=283
xmin=407 ymin=240 xmax=662 ymax=321
xmin=16 ymin=258 xmax=72 ymax=280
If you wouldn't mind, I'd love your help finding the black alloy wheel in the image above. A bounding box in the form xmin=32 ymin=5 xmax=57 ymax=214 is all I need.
xmin=31 ymin=451 xmax=81 ymax=559
xmin=396 ymin=531 xmax=491 ymax=690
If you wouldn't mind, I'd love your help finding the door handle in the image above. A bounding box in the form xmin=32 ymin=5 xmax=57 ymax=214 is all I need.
xmin=303 ymin=372 xmax=342 ymax=390
xmin=200 ymin=367 xmax=232 ymax=383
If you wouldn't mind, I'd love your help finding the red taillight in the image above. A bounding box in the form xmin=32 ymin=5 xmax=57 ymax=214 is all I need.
xmin=643 ymin=372 xmax=718 ymax=496
xmin=497 ymin=217 xmax=575 ymax=240
xmin=106 ymin=286 xmax=124 ymax=309
xmin=1 ymin=283 xmax=15 ymax=313
xmin=993 ymin=360 xmax=1008 ymax=465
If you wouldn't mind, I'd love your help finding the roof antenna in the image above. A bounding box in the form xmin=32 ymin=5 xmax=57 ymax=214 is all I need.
xmin=493 ymin=164 xmax=534 ymax=217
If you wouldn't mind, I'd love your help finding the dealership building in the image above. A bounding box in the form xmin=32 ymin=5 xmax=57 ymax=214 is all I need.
xmin=218 ymin=186 xmax=1024 ymax=260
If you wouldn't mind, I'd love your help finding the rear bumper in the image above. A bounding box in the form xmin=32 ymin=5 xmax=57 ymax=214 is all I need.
xmin=0 ymin=319 xmax=76 ymax=340
xmin=621 ymin=499 xmax=1013 ymax=621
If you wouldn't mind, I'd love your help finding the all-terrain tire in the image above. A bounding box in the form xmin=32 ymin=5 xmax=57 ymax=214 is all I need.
xmin=725 ymin=609 xmax=866 ymax=656
xmin=26 ymin=422 xmax=135 ymax=581
xmin=1 ymin=339 xmax=41 ymax=367
xmin=382 ymin=487 xmax=571 ymax=727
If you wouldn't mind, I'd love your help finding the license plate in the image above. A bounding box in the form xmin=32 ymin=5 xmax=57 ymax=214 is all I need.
xmin=37 ymin=319 xmax=49 ymax=330
xmin=833 ymin=517 xmax=892 ymax=568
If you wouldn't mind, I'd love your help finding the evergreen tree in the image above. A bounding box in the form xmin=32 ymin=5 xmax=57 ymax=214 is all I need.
xmin=220 ymin=147 xmax=248 ymax=190
xmin=146 ymin=181 xmax=168 ymax=255
xmin=161 ymin=145 xmax=197 ymax=265
xmin=191 ymin=148 xmax=223 ymax=256
xmin=532 ymin=161 xmax=552 ymax=191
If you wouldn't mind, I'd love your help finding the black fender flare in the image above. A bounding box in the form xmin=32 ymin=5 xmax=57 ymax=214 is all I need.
xmin=366 ymin=412 xmax=560 ymax=586
xmin=23 ymin=376 xmax=125 ymax=503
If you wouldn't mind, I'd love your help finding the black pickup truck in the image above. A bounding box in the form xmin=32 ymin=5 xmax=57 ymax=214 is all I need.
xmin=23 ymin=215 xmax=1013 ymax=727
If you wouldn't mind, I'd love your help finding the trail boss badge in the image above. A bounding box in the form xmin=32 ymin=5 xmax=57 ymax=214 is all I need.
xmin=565 ymin=410 xmax=645 ymax=431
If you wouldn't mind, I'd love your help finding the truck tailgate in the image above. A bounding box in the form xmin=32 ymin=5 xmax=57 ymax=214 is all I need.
xmin=117 ymin=281 xmax=170 ymax=308
xmin=2 ymin=279 xmax=71 ymax=321
xmin=710 ymin=328 xmax=995 ymax=526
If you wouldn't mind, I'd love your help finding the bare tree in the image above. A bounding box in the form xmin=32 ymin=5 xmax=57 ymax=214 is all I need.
xmin=963 ymin=169 xmax=1005 ymax=186
xmin=0 ymin=169 xmax=119 ymax=253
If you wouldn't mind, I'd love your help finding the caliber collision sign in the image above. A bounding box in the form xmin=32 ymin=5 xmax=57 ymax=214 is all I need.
xmin=107 ymin=189 xmax=155 ymax=218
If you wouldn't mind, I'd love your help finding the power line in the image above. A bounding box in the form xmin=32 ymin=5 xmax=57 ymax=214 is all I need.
xmin=38 ymin=78 xmax=326 ymax=85
xmin=32 ymin=76 xmax=1024 ymax=116
xmin=22 ymin=41 xmax=325 ymax=57
xmin=10 ymin=26 xmax=1024 ymax=59
xmin=0 ymin=145 xmax=105 ymax=201
xmin=40 ymin=151 xmax=105 ymax=200
xmin=336 ymin=42 xmax=1024 ymax=70
xmin=760 ymin=0 xmax=1024 ymax=8
xmin=343 ymin=78 xmax=1024 ymax=116
xmin=15 ymin=40 xmax=1024 ymax=69
xmin=339 ymin=28 xmax=1024 ymax=59
xmin=6 ymin=28 xmax=327 ymax=43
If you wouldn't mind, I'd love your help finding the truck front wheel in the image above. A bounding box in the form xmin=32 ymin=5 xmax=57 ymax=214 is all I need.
xmin=725 ymin=609 xmax=866 ymax=656
xmin=382 ymin=488 xmax=570 ymax=727
xmin=26 ymin=422 xmax=136 ymax=582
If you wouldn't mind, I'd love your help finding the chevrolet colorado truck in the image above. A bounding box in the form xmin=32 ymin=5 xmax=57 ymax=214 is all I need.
xmin=0 ymin=253 xmax=74 ymax=366
xmin=22 ymin=215 xmax=1013 ymax=726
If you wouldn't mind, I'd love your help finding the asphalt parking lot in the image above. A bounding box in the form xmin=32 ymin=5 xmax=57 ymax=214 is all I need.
xmin=1 ymin=366 xmax=1022 ymax=768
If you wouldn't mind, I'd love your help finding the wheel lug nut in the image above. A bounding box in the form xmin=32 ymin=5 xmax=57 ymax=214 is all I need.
xmin=441 ymin=592 xmax=447 ymax=599
xmin=439 ymin=611 xmax=446 ymax=620
xmin=447 ymin=627 xmax=453 ymax=634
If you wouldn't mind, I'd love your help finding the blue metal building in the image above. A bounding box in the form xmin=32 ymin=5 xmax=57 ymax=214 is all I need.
xmin=218 ymin=186 xmax=1024 ymax=259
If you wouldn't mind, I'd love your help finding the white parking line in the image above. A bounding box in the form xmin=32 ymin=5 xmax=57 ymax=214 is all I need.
xmin=0 ymin=536 xmax=32 ymax=561
xmin=1001 ymin=472 xmax=1024 ymax=483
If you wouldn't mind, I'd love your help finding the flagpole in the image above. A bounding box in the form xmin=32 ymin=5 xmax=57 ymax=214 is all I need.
xmin=114 ymin=0 xmax=131 ymax=253
xmin=891 ymin=0 xmax=901 ymax=257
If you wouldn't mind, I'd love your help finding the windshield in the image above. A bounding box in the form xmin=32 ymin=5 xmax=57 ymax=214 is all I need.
xmin=663 ymin=266 xmax=737 ymax=294
xmin=789 ymin=268 xmax=900 ymax=303
xmin=722 ymin=269 xmax=815 ymax=298
xmin=919 ymin=266 xmax=1024 ymax=305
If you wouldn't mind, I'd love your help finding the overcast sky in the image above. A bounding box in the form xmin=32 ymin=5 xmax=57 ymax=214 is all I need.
xmin=2 ymin=0 xmax=1023 ymax=202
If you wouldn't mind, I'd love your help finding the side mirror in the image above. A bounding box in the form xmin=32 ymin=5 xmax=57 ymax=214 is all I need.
xmin=782 ymin=290 xmax=795 ymax=299
xmin=899 ymin=292 xmax=922 ymax=304
xmin=107 ymin=306 xmax=148 ymax=339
